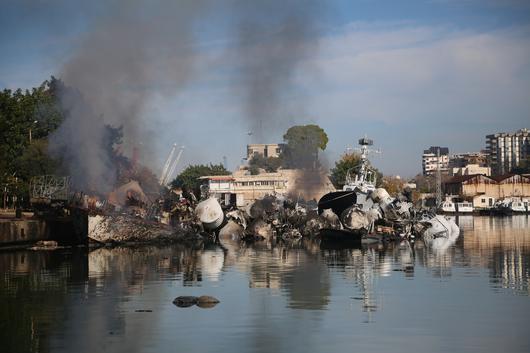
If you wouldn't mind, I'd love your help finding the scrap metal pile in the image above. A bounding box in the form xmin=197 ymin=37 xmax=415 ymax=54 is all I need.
xmin=195 ymin=187 xmax=459 ymax=247
xmin=86 ymin=179 xmax=458 ymax=248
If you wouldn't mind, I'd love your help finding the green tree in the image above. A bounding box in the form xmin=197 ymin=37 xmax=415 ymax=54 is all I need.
xmin=0 ymin=78 xmax=65 ymax=205
xmin=14 ymin=140 xmax=60 ymax=181
xmin=248 ymin=154 xmax=283 ymax=174
xmin=330 ymin=152 xmax=382 ymax=189
xmin=170 ymin=163 xmax=230 ymax=195
xmin=282 ymin=124 xmax=328 ymax=169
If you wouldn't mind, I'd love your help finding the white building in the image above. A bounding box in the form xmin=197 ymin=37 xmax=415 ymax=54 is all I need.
xmin=486 ymin=128 xmax=530 ymax=175
xmin=201 ymin=169 xmax=336 ymax=207
xmin=422 ymin=146 xmax=449 ymax=176
xmin=450 ymin=164 xmax=491 ymax=177
xmin=246 ymin=144 xmax=285 ymax=160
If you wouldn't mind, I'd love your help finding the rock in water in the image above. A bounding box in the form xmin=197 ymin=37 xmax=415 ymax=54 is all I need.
xmin=196 ymin=296 xmax=220 ymax=309
xmin=173 ymin=296 xmax=198 ymax=308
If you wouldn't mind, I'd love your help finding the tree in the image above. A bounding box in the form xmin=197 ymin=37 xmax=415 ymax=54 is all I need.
xmin=330 ymin=152 xmax=382 ymax=189
xmin=413 ymin=173 xmax=435 ymax=193
xmin=381 ymin=176 xmax=404 ymax=197
xmin=248 ymin=154 xmax=283 ymax=174
xmin=0 ymin=78 xmax=65 ymax=205
xmin=14 ymin=140 xmax=60 ymax=181
xmin=282 ymin=124 xmax=328 ymax=169
xmin=170 ymin=163 xmax=230 ymax=195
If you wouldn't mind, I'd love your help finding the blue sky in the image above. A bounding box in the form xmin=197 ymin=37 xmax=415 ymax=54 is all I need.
xmin=1 ymin=0 xmax=529 ymax=177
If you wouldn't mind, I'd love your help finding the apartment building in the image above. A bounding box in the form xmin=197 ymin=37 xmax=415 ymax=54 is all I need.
xmin=486 ymin=129 xmax=530 ymax=175
xmin=422 ymin=146 xmax=449 ymax=176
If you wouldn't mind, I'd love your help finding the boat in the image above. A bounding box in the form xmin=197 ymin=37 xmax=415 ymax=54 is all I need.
xmin=319 ymin=228 xmax=363 ymax=248
xmin=318 ymin=137 xmax=378 ymax=217
xmin=439 ymin=197 xmax=473 ymax=214
xmin=455 ymin=201 xmax=473 ymax=213
xmin=440 ymin=199 xmax=456 ymax=213
xmin=491 ymin=198 xmax=528 ymax=215
xmin=317 ymin=137 xmax=380 ymax=245
xmin=317 ymin=137 xmax=460 ymax=245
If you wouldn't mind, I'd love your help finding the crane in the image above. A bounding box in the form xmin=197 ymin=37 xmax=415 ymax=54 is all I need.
xmin=159 ymin=144 xmax=178 ymax=185
xmin=163 ymin=146 xmax=185 ymax=186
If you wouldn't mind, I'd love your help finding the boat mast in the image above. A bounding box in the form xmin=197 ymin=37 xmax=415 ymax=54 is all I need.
xmin=355 ymin=137 xmax=380 ymax=185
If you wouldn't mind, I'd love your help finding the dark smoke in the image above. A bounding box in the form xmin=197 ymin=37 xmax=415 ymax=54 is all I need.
xmin=48 ymin=0 xmax=325 ymax=192
xmin=234 ymin=1 xmax=322 ymax=143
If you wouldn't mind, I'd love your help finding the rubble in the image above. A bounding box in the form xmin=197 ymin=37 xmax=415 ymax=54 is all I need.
xmin=88 ymin=214 xmax=204 ymax=244
xmin=82 ymin=173 xmax=457 ymax=250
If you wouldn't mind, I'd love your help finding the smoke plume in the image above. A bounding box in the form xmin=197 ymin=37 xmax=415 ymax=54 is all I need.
xmin=48 ymin=0 xmax=325 ymax=192
xmin=234 ymin=1 xmax=322 ymax=142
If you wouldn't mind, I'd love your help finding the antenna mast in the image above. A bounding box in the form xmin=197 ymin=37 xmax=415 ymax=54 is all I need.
xmin=436 ymin=148 xmax=442 ymax=207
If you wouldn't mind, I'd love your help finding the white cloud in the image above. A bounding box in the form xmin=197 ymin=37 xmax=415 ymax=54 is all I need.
xmin=289 ymin=23 xmax=530 ymax=175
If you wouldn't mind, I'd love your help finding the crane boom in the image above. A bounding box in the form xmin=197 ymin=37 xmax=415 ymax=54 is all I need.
xmin=159 ymin=144 xmax=177 ymax=185
xmin=163 ymin=146 xmax=185 ymax=186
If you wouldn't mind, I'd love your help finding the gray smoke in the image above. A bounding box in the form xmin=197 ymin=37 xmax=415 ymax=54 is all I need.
xmin=49 ymin=0 xmax=207 ymax=192
xmin=234 ymin=1 xmax=322 ymax=142
xmin=48 ymin=0 xmax=324 ymax=193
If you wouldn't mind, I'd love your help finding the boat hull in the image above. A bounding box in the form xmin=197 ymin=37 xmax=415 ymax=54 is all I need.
xmin=319 ymin=228 xmax=363 ymax=248
xmin=317 ymin=191 xmax=357 ymax=216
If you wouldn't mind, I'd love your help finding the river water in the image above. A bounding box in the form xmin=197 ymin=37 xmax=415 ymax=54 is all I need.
xmin=1 ymin=216 xmax=529 ymax=353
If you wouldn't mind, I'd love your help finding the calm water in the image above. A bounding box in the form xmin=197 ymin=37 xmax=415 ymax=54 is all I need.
xmin=1 ymin=216 xmax=529 ymax=353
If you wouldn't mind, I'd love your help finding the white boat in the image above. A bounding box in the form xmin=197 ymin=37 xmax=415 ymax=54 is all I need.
xmin=456 ymin=201 xmax=473 ymax=213
xmin=440 ymin=198 xmax=472 ymax=214
xmin=441 ymin=199 xmax=456 ymax=213
xmin=319 ymin=137 xmax=379 ymax=215
xmin=340 ymin=137 xmax=378 ymax=210
xmin=493 ymin=198 xmax=528 ymax=215
xmin=510 ymin=200 xmax=526 ymax=213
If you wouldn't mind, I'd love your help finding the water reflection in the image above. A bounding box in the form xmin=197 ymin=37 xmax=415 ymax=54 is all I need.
xmin=461 ymin=216 xmax=530 ymax=295
xmin=0 ymin=216 xmax=528 ymax=353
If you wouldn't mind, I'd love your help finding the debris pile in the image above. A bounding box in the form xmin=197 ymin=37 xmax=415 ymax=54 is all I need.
xmin=83 ymin=177 xmax=458 ymax=248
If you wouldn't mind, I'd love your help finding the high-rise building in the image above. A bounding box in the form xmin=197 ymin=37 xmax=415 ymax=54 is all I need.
xmin=486 ymin=129 xmax=530 ymax=175
xmin=422 ymin=146 xmax=449 ymax=176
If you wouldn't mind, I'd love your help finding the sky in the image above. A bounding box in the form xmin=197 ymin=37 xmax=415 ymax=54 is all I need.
xmin=1 ymin=0 xmax=529 ymax=178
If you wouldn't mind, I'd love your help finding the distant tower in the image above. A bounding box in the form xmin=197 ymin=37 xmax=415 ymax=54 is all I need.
xmin=223 ymin=156 xmax=228 ymax=170
xmin=436 ymin=148 xmax=442 ymax=207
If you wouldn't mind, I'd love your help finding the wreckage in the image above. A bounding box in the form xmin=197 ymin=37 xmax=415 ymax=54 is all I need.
xmin=188 ymin=139 xmax=458 ymax=250
xmin=315 ymin=137 xmax=459 ymax=247
xmin=28 ymin=137 xmax=458 ymax=251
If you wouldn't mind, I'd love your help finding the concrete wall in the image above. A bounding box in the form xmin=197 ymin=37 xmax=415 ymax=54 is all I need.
xmin=0 ymin=219 xmax=48 ymax=245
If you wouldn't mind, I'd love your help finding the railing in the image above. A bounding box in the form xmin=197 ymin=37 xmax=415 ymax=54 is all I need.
xmin=29 ymin=175 xmax=71 ymax=202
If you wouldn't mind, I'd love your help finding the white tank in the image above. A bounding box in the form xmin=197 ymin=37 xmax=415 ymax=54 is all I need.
xmin=195 ymin=197 xmax=224 ymax=230
xmin=371 ymin=188 xmax=393 ymax=206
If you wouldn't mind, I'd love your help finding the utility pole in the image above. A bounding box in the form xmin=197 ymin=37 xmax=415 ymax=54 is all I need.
xmin=436 ymin=148 xmax=442 ymax=207
xmin=29 ymin=120 xmax=38 ymax=144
